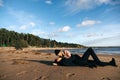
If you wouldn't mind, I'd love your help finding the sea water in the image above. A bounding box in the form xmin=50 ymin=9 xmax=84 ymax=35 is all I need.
xmin=39 ymin=47 xmax=120 ymax=55
xmin=68 ymin=47 xmax=120 ymax=55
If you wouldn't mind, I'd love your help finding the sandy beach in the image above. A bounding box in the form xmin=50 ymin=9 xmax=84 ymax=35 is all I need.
xmin=0 ymin=47 xmax=120 ymax=80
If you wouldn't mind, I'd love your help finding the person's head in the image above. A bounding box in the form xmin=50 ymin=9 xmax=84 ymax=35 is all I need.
xmin=54 ymin=49 xmax=63 ymax=57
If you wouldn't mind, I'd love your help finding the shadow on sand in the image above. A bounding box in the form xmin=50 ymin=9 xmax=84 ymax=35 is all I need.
xmin=26 ymin=59 xmax=117 ymax=68
xmin=26 ymin=60 xmax=53 ymax=66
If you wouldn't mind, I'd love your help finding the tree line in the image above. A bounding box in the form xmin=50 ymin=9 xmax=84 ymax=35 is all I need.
xmin=0 ymin=28 xmax=85 ymax=49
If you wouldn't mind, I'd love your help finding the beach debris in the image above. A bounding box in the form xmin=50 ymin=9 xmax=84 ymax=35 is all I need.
xmin=101 ymin=77 xmax=111 ymax=80
xmin=34 ymin=52 xmax=41 ymax=55
xmin=12 ymin=59 xmax=29 ymax=65
xmin=46 ymin=53 xmax=52 ymax=55
xmin=66 ymin=73 xmax=75 ymax=78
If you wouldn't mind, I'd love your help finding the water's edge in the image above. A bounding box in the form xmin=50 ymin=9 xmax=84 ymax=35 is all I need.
xmin=38 ymin=47 xmax=120 ymax=55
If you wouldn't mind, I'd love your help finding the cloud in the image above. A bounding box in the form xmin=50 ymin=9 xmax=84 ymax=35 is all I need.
xmin=64 ymin=0 xmax=120 ymax=14
xmin=45 ymin=0 xmax=52 ymax=4
xmin=85 ymin=33 xmax=101 ymax=37
xmin=106 ymin=0 xmax=120 ymax=5
xmin=49 ymin=22 xmax=55 ymax=25
xmin=7 ymin=25 xmax=16 ymax=31
xmin=59 ymin=26 xmax=71 ymax=32
xmin=83 ymin=34 xmax=120 ymax=46
xmin=98 ymin=0 xmax=111 ymax=4
xmin=80 ymin=24 xmax=120 ymax=46
xmin=76 ymin=20 xmax=101 ymax=27
xmin=8 ymin=9 xmax=38 ymax=30
xmin=47 ymin=32 xmax=59 ymax=38
xmin=31 ymin=29 xmax=46 ymax=36
xmin=0 ymin=0 xmax=4 ymax=7
xmin=29 ymin=22 xmax=35 ymax=27
xmin=19 ymin=25 xmax=27 ymax=30
xmin=9 ymin=9 xmax=36 ymax=24
xmin=19 ymin=22 xmax=36 ymax=30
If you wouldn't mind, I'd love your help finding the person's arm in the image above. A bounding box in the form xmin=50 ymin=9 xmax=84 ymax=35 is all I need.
xmin=53 ymin=57 xmax=62 ymax=66
xmin=63 ymin=50 xmax=71 ymax=58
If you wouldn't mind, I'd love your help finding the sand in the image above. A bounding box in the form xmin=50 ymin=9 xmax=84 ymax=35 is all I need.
xmin=0 ymin=47 xmax=120 ymax=80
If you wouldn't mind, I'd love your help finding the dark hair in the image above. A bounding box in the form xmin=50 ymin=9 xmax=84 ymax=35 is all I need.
xmin=54 ymin=49 xmax=61 ymax=55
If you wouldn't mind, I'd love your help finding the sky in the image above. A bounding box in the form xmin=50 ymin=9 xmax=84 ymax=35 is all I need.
xmin=0 ymin=0 xmax=120 ymax=47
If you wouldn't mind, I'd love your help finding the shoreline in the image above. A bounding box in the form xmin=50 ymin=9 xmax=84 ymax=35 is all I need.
xmin=1 ymin=47 xmax=120 ymax=56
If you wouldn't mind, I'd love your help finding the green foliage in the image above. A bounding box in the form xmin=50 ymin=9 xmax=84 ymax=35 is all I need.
xmin=0 ymin=28 xmax=85 ymax=48
xmin=14 ymin=40 xmax=28 ymax=50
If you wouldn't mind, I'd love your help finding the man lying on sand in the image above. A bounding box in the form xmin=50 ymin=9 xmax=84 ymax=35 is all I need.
xmin=53 ymin=47 xmax=117 ymax=68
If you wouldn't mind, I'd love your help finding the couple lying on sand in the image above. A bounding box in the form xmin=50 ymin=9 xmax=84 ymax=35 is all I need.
xmin=53 ymin=47 xmax=117 ymax=68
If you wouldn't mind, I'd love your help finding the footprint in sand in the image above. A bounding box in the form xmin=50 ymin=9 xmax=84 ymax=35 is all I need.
xmin=0 ymin=74 xmax=7 ymax=79
xmin=33 ymin=76 xmax=48 ymax=80
xmin=101 ymin=77 xmax=111 ymax=80
xmin=66 ymin=73 xmax=75 ymax=78
xmin=16 ymin=71 xmax=27 ymax=76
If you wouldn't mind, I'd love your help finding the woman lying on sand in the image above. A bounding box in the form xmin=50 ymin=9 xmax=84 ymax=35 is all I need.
xmin=53 ymin=47 xmax=117 ymax=68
